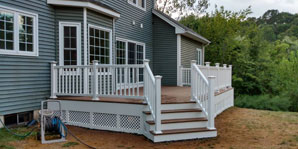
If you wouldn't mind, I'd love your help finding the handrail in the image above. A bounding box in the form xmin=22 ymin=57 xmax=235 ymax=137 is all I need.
xmin=191 ymin=60 xmax=216 ymax=130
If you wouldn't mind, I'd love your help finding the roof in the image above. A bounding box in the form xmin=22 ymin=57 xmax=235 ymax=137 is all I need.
xmin=152 ymin=9 xmax=210 ymax=45
xmin=47 ymin=0 xmax=120 ymax=18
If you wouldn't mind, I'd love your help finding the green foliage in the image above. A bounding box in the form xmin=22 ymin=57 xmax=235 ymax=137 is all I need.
xmin=235 ymin=95 xmax=291 ymax=111
xmin=180 ymin=7 xmax=298 ymax=112
xmin=62 ymin=142 xmax=79 ymax=147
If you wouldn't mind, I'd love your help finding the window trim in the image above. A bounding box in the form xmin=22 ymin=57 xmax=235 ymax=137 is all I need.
xmin=116 ymin=37 xmax=146 ymax=65
xmin=59 ymin=22 xmax=82 ymax=66
xmin=128 ymin=0 xmax=146 ymax=11
xmin=197 ymin=48 xmax=203 ymax=65
xmin=0 ymin=6 xmax=39 ymax=57
xmin=88 ymin=24 xmax=113 ymax=65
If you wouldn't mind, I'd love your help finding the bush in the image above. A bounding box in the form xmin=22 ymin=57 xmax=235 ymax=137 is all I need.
xmin=235 ymin=94 xmax=291 ymax=111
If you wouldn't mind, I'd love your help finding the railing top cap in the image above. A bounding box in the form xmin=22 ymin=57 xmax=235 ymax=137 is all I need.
xmin=155 ymin=75 xmax=163 ymax=79
xmin=144 ymin=59 xmax=150 ymax=63
xmin=51 ymin=61 xmax=57 ymax=64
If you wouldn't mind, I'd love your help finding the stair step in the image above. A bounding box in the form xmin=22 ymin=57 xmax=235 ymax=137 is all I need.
xmin=150 ymin=127 xmax=216 ymax=135
xmin=143 ymin=109 xmax=202 ymax=115
xmin=146 ymin=117 xmax=208 ymax=125
xmin=162 ymin=101 xmax=196 ymax=104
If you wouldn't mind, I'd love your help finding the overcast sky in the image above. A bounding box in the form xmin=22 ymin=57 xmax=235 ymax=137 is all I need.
xmin=207 ymin=0 xmax=298 ymax=17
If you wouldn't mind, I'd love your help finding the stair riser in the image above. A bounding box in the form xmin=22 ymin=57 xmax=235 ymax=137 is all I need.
xmin=149 ymin=121 xmax=208 ymax=130
xmin=145 ymin=112 xmax=205 ymax=121
xmin=162 ymin=103 xmax=197 ymax=110
xmin=153 ymin=131 xmax=217 ymax=142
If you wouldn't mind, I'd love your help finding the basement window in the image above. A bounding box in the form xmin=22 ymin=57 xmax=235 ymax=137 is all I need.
xmin=4 ymin=111 xmax=33 ymax=126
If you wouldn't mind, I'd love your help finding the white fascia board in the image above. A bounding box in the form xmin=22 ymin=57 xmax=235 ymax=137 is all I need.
xmin=47 ymin=0 xmax=120 ymax=18
xmin=182 ymin=31 xmax=211 ymax=45
xmin=152 ymin=10 xmax=185 ymax=34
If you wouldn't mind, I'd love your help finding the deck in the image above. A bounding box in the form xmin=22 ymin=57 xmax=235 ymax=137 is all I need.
xmin=56 ymin=86 xmax=192 ymax=104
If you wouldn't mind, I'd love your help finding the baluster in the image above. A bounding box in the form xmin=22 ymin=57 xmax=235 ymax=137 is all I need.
xmin=136 ymin=68 xmax=139 ymax=96
xmin=92 ymin=60 xmax=99 ymax=100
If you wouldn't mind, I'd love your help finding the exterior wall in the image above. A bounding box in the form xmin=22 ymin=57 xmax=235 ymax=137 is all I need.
xmin=152 ymin=15 xmax=177 ymax=86
xmin=99 ymin=0 xmax=154 ymax=64
xmin=0 ymin=0 xmax=55 ymax=115
xmin=181 ymin=35 xmax=204 ymax=68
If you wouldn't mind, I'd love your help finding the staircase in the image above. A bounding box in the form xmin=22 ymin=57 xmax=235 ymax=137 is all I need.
xmin=143 ymin=101 xmax=217 ymax=142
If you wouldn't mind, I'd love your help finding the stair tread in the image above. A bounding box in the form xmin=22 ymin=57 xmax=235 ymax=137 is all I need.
xmin=146 ymin=117 xmax=208 ymax=125
xmin=162 ymin=101 xmax=196 ymax=104
xmin=150 ymin=127 xmax=216 ymax=135
xmin=143 ymin=109 xmax=202 ymax=115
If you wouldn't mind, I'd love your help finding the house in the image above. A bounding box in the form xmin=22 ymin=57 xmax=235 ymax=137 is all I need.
xmin=0 ymin=0 xmax=234 ymax=142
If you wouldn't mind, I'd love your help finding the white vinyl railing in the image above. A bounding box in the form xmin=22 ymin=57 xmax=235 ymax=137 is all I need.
xmin=143 ymin=60 xmax=162 ymax=134
xmin=50 ymin=61 xmax=145 ymax=100
xmin=180 ymin=62 xmax=232 ymax=91
xmin=191 ymin=60 xmax=215 ymax=130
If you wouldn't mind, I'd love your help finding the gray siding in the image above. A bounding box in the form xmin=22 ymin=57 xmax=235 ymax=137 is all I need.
xmin=152 ymin=15 xmax=177 ymax=86
xmin=99 ymin=0 xmax=154 ymax=64
xmin=0 ymin=0 xmax=55 ymax=115
xmin=181 ymin=36 xmax=203 ymax=68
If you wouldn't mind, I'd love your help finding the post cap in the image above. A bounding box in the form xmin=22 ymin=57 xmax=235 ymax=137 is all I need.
xmin=143 ymin=59 xmax=150 ymax=63
xmin=208 ymin=76 xmax=216 ymax=79
xmin=51 ymin=61 xmax=57 ymax=64
xmin=155 ymin=75 xmax=162 ymax=79
xmin=92 ymin=60 xmax=99 ymax=64
xmin=191 ymin=60 xmax=197 ymax=64
xmin=229 ymin=65 xmax=232 ymax=68
xmin=223 ymin=64 xmax=227 ymax=68
xmin=205 ymin=62 xmax=210 ymax=66
xmin=215 ymin=63 xmax=220 ymax=67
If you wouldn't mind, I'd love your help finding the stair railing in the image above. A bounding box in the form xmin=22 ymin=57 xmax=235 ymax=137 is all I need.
xmin=143 ymin=59 xmax=162 ymax=134
xmin=191 ymin=60 xmax=216 ymax=130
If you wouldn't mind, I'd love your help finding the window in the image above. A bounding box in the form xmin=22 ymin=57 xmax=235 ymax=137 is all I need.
xmin=89 ymin=25 xmax=112 ymax=64
xmin=128 ymin=0 xmax=146 ymax=11
xmin=0 ymin=6 xmax=38 ymax=56
xmin=197 ymin=48 xmax=203 ymax=65
xmin=59 ymin=22 xmax=81 ymax=66
xmin=116 ymin=40 xmax=126 ymax=64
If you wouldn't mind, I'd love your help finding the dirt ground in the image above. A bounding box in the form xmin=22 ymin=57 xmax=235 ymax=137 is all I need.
xmin=5 ymin=107 xmax=298 ymax=149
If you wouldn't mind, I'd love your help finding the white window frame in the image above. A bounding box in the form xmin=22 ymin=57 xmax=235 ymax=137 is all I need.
xmin=116 ymin=37 xmax=146 ymax=65
xmin=0 ymin=6 xmax=38 ymax=56
xmin=128 ymin=0 xmax=146 ymax=11
xmin=197 ymin=48 xmax=203 ymax=65
xmin=88 ymin=24 xmax=113 ymax=65
xmin=59 ymin=22 xmax=82 ymax=66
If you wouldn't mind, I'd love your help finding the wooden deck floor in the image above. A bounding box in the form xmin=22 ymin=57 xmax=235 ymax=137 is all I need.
xmin=56 ymin=86 xmax=192 ymax=104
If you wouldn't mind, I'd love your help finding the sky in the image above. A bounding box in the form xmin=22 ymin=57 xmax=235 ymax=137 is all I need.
xmin=207 ymin=0 xmax=298 ymax=17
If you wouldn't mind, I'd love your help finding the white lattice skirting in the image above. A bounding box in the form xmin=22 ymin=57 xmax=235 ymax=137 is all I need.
xmin=49 ymin=100 xmax=145 ymax=134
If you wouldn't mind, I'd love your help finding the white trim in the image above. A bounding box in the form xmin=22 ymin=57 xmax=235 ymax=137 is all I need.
xmin=88 ymin=24 xmax=113 ymax=65
xmin=58 ymin=22 xmax=82 ymax=66
xmin=116 ymin=37 xmax=146 ymax=65
xmin=47 ymin=0 xmax=120 ymax=18
xmin=83 ymin=8 xmax=87 ymax=66
xmin=128 ymin=0 xmax=146 ymax=11
xmin=177 ymin=35 xmax=182 ymax=86
xmin=0 ymin=6 xmax=38 ymax=57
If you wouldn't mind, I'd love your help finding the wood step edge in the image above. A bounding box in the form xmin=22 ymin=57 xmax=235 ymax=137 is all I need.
xmin=146 ymin=117 xmax=208 ymax=125
xmin=150 ymin=127 xmax=216 ymax=136
xmin=143 ymin=109 xmax=202 ymax=115
xmin=161 ymin=101 xmax=196 ymax=104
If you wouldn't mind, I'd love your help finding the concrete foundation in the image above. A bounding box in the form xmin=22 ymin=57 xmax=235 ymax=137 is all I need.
xmin=0 ymin=115 xmax=4 ymax=128
xmin=33 ymin=110 xmax=40 ymax=121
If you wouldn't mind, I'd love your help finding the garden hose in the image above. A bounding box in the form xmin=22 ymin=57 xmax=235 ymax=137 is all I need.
xmin=0 ymin=118 xmax=37 ymax=138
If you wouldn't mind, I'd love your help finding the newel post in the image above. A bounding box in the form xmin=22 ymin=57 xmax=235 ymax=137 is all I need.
xmin=191 ymin=60 xmax=197 ymax=101
xmin=143 ymin=59 xmax=150 ymax=97
xmin=50 ymin=61 xmax=57 ymax=99
xmin=208 ymin=76 xmax=216 ymax=130
xmin=154 ymin=75 xmax=162 ymax=134
xmin=215 ymin=63 xmax=220 ymax=67
xmin=92 ymin=60 xmax=99 ymax=100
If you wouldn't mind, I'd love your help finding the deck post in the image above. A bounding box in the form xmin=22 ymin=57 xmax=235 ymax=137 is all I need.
xmin=208 ymin=76 xmax=216 ymax=130
xmin=92 ymin=60 xmax=99 ymax=100
xmin=190 ymin=60 xmax=196 ymax=101
xmin=143 ymin=59 xmax=150 ymax=99
xmin=229 ymin=65 xmax=232 ymax=87
xmin=154 ymin=75 xmax=162 ymax=134
xmin=50 ymin=61 xmax=57 ymax=99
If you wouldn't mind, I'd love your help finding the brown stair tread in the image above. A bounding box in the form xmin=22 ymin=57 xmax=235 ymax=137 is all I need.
xmin=150 ymin=127 xmax=216 ymax=135
xmin=146 ymin=117 xmax=208 ymax=125
xmin=162 ymin=101 xmax=196 ymax=104
xmin=143 ymin=109 xmax=202 ymax=115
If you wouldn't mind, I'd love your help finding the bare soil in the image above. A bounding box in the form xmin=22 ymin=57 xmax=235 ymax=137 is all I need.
xmin=5 ymin=107 xmax=298 ymax=149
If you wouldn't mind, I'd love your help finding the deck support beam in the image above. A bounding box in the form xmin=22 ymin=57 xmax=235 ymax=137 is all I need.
xmin=208 ymin=76 xmax=216 ymax=130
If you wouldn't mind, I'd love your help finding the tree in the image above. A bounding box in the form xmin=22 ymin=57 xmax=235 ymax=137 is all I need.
xmin=156 ymin=0 xmax=210 ymax=19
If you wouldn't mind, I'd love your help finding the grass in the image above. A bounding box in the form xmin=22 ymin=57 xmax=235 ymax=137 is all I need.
xmin=0 ymin=127 xmax=37 ymax=148
xmin=62 ymin=142 xmax=79 ymax=147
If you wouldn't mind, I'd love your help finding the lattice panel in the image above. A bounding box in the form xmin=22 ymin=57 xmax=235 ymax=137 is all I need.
xmin=120 ymin=115 xmax=141 ymax=130
xmin=53 ymin=110 xmax=66 ymax=121
xmin=69 ymin=111 xmax=90 ymax=124
xmin=93 ymin=113 xmax=117 ymax=128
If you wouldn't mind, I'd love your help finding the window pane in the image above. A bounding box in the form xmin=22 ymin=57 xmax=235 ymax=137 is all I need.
xmin=89 ymin=27 xmax=110 ymax=64
xmin=27 ymin=17 xmax=33 ymax=25
xmin=0 ymin=41 xmax=4 ymax=49
xmin=64 ymin=27 xmax=70 ymax=37
xmin=0 ymin=31 xmax=4 ymax=39
xmin=19 ymin=15 xmax=34 ymax=52
xmin=70 ymin=27 xmax=76 ymax=37
xmin=6 ymin=22 xmax=13 ymax=31
xmin=64 ymin=38 xmax=70 ymax=48
xmin=0 ymin=21 xmax=4 ymax=30
xmin=27 ymin=43 xmax=33 ymax=52
xmin=128 ymin=42 xmax=136 ymax=64
xmin=27 ymin=35 xmax=32 ymax=43
xmin=20 ymin=43 xmax=25 ymax=51
xmin=71 ymin=38 xmax=76 ymax=48
xmin=6 ymin=32 xmax=13 ymax=41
